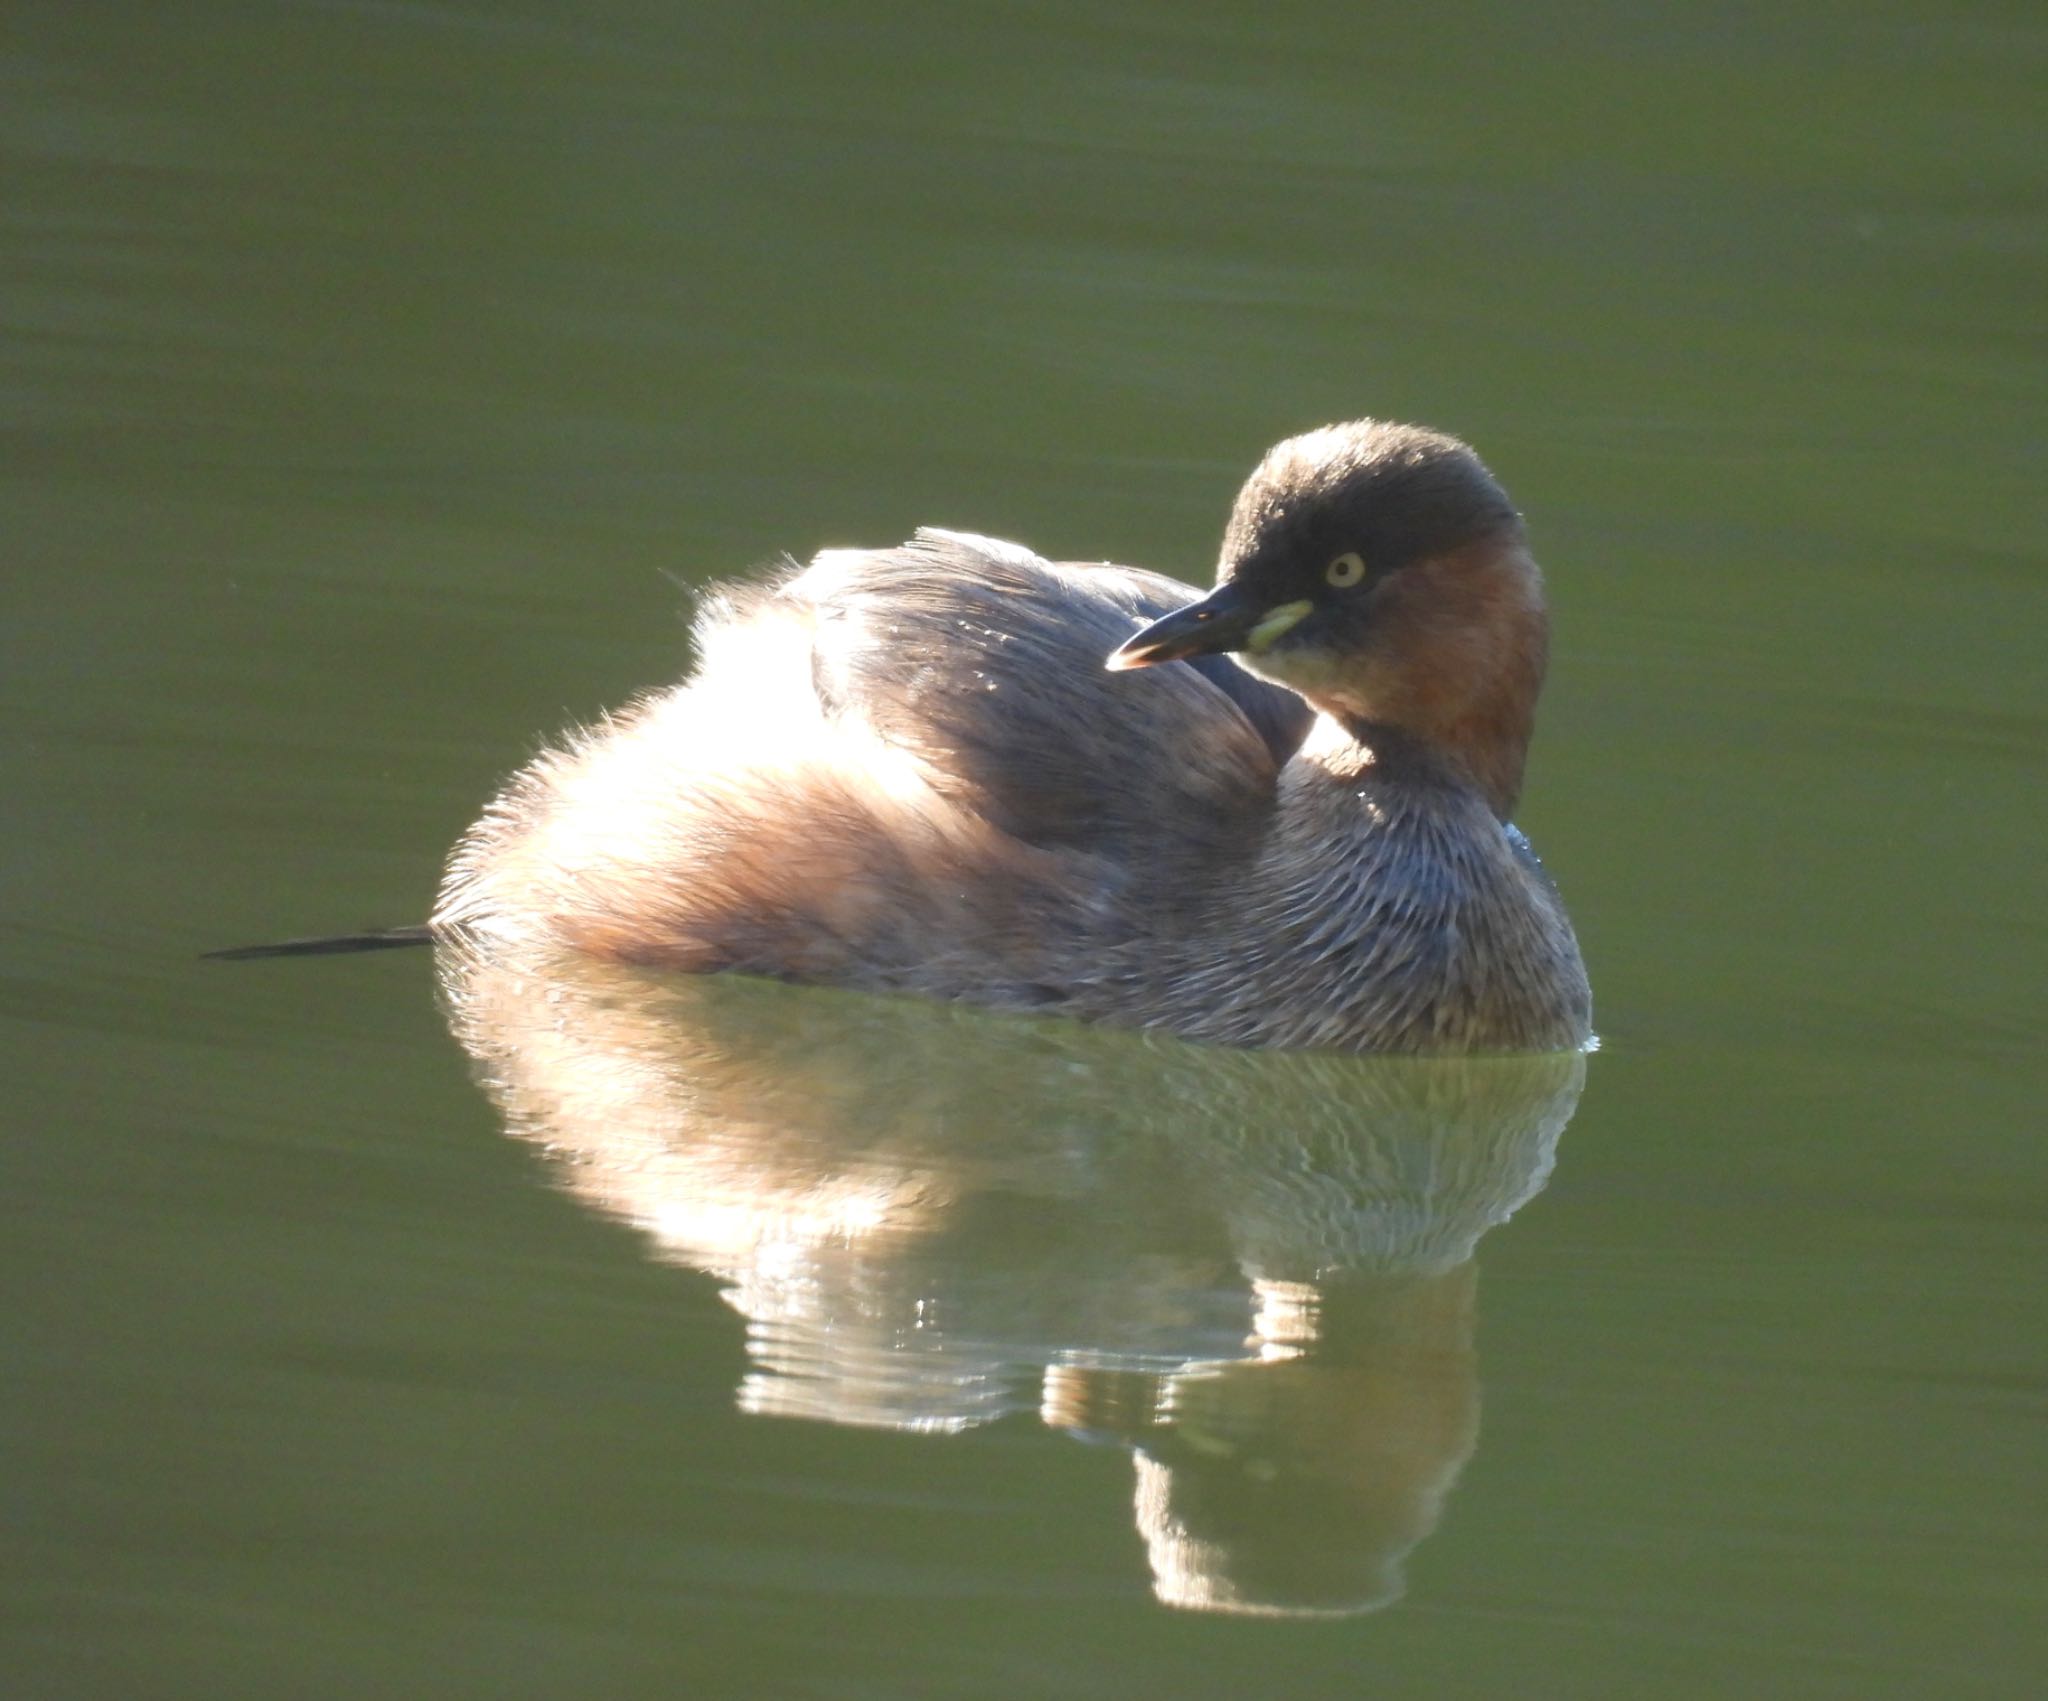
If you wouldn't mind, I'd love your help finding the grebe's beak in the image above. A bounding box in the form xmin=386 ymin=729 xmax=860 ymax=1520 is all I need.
xmin=1105 ymin=582 xmax=1313 ymax=671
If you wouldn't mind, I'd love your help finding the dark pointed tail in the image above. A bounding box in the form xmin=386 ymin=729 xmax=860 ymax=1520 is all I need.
xmin=202 ymin=925 xmax=434 ymax=961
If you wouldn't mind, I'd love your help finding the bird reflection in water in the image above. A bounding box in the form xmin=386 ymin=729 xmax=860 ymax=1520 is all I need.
xmin=438 ymin=934 xmax=1584 ymax=1618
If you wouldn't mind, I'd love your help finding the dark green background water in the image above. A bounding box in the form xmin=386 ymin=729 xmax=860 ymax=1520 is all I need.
xmin=7 ymin=3 xmax=2043 ymax=1696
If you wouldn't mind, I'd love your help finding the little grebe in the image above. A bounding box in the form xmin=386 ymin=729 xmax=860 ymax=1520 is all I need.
xmin=434 ymin=420 xmax=1591 ymax=1053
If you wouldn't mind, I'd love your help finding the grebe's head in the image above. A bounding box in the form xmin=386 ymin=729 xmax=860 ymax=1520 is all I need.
xmin=1108 ymin=420 xmax=1549 ymax=818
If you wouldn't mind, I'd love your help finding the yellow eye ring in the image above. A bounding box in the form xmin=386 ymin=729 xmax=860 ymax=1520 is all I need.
xmin=1325 ymin=552 xmax=1367 ymax=588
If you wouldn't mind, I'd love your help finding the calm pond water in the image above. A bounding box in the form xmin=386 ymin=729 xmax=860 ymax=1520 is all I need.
xmin=7 ymin=2 xmax=2044 ymax=1696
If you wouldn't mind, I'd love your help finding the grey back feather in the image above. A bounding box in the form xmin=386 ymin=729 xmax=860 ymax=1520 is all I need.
xmin=798 ymin=530 xmax=1309 ymax=868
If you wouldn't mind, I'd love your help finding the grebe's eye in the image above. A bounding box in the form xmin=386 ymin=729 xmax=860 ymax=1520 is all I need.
xmin=1324 ymin=552 xmax=1367 ymax=589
